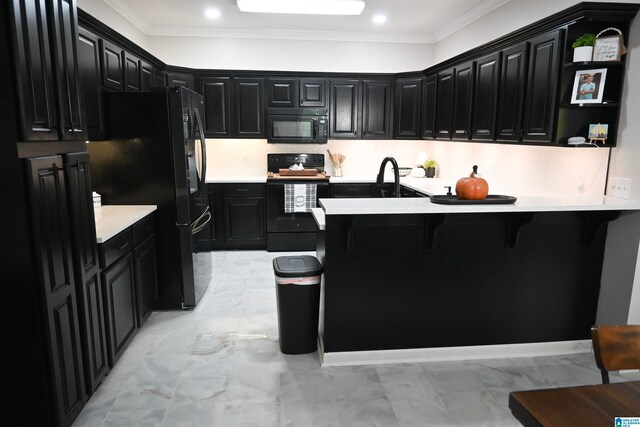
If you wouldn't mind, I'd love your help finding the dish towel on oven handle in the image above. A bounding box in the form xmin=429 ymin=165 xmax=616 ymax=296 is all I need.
xmin=284 ymin=184 xmax=317 ymax=213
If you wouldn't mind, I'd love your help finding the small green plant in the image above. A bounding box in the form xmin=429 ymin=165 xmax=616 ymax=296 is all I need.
xmin=572 ymin=33 xmax=596 ymax=48
xmin=423 ymin=159 xmax=438 ymax=169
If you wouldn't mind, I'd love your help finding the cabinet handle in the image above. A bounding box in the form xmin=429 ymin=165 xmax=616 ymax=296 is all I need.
xmin=117 ymin=242 xmax=129 ymax=251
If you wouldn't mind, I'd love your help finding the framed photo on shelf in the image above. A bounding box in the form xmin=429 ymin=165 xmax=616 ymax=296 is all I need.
xmin=570 ymin=68 xmax=607 ymax=104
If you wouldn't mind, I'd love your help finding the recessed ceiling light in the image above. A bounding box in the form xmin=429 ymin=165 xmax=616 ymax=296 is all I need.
xmin=205 ymin=8 xmax=221 ymax=19
xmin=372 ymin=14 xmax=386 ymax=24
xmin=237 ymin=0 xmax=365 ymax=15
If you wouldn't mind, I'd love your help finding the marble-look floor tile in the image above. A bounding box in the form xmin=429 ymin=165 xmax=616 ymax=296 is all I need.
xmin=73 ymin=250 xmax=607 ymax=427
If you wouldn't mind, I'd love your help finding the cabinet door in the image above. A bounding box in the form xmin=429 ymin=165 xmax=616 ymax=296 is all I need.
xmin=200 ymin=76 xmax=231 ymax=137
xmin=102 ymin=253 xmax=137 ymax=367
xmin=233 ymin=77 xmax=264 ymax=137
xmin=362 ymin=79 xmax=392 ymax=139
xmin=452 ymin=61 xmax=475 ymax=138
xmin=49 ymin=0 xmax=86 ymax=141
xmin=330 ymin=79 xmax=360 ymax=138
xmin=154 ymin=68 xmax=165 ymax=88
xmin=77 ymin=27 xmax=104 ymax=140
xmin=100 ymin=39 xmax=124 ymax=91
xmin=65 ymin=152 xmax=108 ymax=394
xmin=435 ymin=68 xmax=455 ymax=139
xmin=394 ymin=77 xmax=422 ymax=139
xmin=472 ymin=52 xmax=501 ymax=140
xmin=25 ymin=156 xmax=85 ymax=426
xmin=421 ymin=74 xmax=437 ymax=139
xmin=299 ymin=78 xmax=327 ymax=107
xmin=223 ymin=197 xmax=266 ymax=247
xmin=134 ymin=234 xmax=158 ymax=327
xmin=123 ymin=52 xmax=141 ymax=92
xmin=166 ymin=71 xmax=195 ymax=90
xmin=522 ymin=30 xmax=562 ymax=142
xmin=496 ymin=42 xmax=528 ymax=141
xmin=10 ymin=0 xmax=59 ymax=141
xmin=140 ymin=60 xmax=153 ymax=91
xmin=267 ymin=78 xmax=297 ymax=107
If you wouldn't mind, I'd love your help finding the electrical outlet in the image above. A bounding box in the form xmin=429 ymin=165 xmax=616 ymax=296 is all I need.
xmin=242 ymin=155 xmax=248 ymax=164
xmin=609 ymin=177 xmax=632 ymax=199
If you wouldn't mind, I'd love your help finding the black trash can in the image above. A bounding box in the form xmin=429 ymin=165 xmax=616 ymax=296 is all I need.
xmin=273 ymin=255 xmax=323 ymax=354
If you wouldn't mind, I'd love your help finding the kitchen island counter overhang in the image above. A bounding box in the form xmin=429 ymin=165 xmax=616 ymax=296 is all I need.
xmin=313 ymin=196 xmax=640 ymax=366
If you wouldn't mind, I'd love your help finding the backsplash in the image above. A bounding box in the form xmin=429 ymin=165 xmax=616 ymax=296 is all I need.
xmin=205 ymin=138 xmax=608 ymax=197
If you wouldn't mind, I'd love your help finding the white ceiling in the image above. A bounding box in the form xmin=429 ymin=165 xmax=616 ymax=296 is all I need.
xmin=97 ymin=0 xmax=511 ymax=43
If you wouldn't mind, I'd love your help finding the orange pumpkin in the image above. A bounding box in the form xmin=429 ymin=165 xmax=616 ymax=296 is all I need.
xmin=455 ymin=165 xmax=489 ymax=200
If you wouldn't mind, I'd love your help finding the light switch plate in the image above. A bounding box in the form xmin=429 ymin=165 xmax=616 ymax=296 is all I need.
xmin=609 ymin=177 xmax=632 ymax=199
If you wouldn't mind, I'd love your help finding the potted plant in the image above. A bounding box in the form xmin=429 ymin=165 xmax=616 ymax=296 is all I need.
xmin=572 ymin=33 xmax=596 ymax=62
xmin=422 ymin=159 xmax=438 ymax=178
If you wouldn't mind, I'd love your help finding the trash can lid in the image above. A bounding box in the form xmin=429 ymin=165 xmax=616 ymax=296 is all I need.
xmin=273 ymin=255 xmax=323 ymax=278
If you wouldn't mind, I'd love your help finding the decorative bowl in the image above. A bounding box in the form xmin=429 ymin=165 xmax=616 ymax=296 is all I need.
xmin=398 ymin=167 xmax=412 ymax=177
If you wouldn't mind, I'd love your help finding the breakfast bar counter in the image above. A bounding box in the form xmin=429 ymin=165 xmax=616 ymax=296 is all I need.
xmin=314 ymin=196 xmax=640 ymax=366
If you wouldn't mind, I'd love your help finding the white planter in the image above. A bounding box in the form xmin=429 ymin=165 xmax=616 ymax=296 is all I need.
xmin=573 ymin=46 xmax=593 ymax=62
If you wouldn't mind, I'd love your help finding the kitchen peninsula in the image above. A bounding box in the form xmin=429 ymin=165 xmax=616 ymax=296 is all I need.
xmin=313 ymin=195 xmax=640 ymax=366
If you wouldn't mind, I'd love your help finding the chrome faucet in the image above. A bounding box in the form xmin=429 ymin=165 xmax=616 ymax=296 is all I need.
xmin=376 ymin=156 xmax=400 ymax=198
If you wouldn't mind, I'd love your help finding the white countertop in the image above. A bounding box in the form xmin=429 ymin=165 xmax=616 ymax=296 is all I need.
xmin=310 ymin=208 xmax=325 ymax=230
xmin=94 ymin=205 xmax=157 ymax=243
xmin=318 ymin=195 xmax=640 ymax=216
xmin=206 ymin=175 xmax=266 ymax=183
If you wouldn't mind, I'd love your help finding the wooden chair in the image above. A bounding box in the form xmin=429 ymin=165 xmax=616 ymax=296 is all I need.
xmin=591 ymin=324 xmax=640 ymax=384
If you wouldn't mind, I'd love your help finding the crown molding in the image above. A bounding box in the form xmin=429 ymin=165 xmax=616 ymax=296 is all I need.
xmin=432 ymin=0 xmax=511 ymax=42
xmin=102 ymin=0 xmax=151 ymax=34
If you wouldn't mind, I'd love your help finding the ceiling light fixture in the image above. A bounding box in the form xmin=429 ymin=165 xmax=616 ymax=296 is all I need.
xmin=237 ymin=0 xmax=365 ymax=15
xmin=204 ymin=8 xmax=221 ymax=19
xmin=372 ymin=14 xmax=386 ymax=24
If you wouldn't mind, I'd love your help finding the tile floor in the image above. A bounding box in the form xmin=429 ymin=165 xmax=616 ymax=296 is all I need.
xmin=73 ymin=250 xmax=638 ymax=427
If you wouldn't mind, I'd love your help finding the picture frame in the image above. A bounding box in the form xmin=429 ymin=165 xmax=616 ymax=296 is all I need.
xmin=570 ymin=68 xmax=607 ymax=104
xmin=593 ymin=35 xmax=622 ymax=61
xmin=588 ymin=123 xmax=608 ymax=139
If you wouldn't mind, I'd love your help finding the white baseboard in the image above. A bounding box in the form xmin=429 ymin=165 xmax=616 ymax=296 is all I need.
xmin=319 ymin=337 xmax=592 ymax=367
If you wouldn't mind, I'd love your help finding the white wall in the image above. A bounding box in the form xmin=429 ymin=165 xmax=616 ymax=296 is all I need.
xmin=78 ymin=0 xmax=149 ymax=50
xmin=147 ymin=37 xmax=434 ymax=72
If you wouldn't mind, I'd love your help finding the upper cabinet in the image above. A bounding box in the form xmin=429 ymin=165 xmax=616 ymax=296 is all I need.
xmin=266 ymin=77 xmax=327 ymax=108
xmin=435 ymin=68 xmax=454 ymax=139
xmin=166 ymin=70 xmax=195 ymax=90
xmin=200 ymin=76 xmax=231 ymax=137
xmin=77 ymin=27 xmax=104 ymax=139
xmin=100 ymin=39 xmax=124 ymax=91
xmin=471 ymin=52 xmax=501 ymax=140
xmin=330 ymin=77 xmax=392 ymax=139
xmin=10 ymin=0 xmax=86 ymax=142
xmin=451 ymin=61 xmax=475 ymax=138
xmin=496 ymin=42 xmax=528 ymax=141
xmin=233 ymin=77 xmax=264 ymax=137
xmin=123 ymin=51 xmax=141 ymax=92
xmin=394 ymin=77 xmax=422 ymax=139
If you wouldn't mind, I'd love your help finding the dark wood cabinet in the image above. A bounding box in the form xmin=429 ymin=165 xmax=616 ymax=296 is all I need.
xmin=362 ymin=79 xmax=392 ymax=139
xmin=331 ymin=183 xmax=374 ymax=198
xmin=100 ymin=38 xmax=124 ymax=91
xmin=77 ymin=27 xmax=104 ymax=139
xmin=25 ymin=155 xmax=86 ymax=426
xmin=331 ymin=78 xmax=391 ymax=139
xmin=123 ymin=51 xmax=141 ymax=92
xmin=224 ymin=196 xmax=266 ymax=246
xmin=421 ymin=75 xmax=437 ymax=139
xmin=101 ymin=252 xmax=137 ymax=367
xmin=267 ymin=77 xmax=297 ymax=107
xmin=394 ymin=77 xmax=422 ymax=139
xmin=10 ymin=0 xmax=85 ymax=142
xmin=49 ymin=0 xmax=86 ymax=141
xmin=521 ymin=30 xmax=562 ymax=142
xmin=134 ymin=233 xmax=158 ymax=327
xmin=140 ymin=60 xmax=153 ymax=91
xmin=496 ymin=42 xmax=528 ymax=141
xmin=166 ymin=70 xmax=195 ymax=90
xmin=65 ymin=152 xmax=108 ymax=395
xmin=435 ymin=68 xmax=455 ymax=139
xmin=472 ymin=52 xmax=501 ymax=140
xmin=154 ymin=68 xmax=165 ymax=88
xmin=200 ymin=76 xmax=231 ymax=137
xmin=452 ymin=61 xmax=475 ymax=138
xmin=300 ymin=78 xmax=327 ymax=107
xmin=233 ymin=77 xmax=264 ymax=137
xmin=330 ymin=79 xmax=359 ymax=138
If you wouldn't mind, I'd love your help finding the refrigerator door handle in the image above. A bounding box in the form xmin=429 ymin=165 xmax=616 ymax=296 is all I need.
xmin=191 ymin=206 xmax=212 ymax=235
xmin=193 ymin=108 xmax=207 ymax=192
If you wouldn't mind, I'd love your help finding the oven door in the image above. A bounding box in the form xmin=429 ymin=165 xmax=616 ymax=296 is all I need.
xmin=267 ymin=114 xmax=318 ymax=143
xmin=266 ymin=181 xmax=329 ymax=231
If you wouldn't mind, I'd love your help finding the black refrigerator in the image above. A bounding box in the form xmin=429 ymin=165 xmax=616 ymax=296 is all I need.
xmin=88 ymin=87 xmax=212 ymax=309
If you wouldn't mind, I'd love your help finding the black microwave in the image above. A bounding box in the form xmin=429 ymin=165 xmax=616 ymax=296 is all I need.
xmin=266 ymin=108 xmax=328 ymax=144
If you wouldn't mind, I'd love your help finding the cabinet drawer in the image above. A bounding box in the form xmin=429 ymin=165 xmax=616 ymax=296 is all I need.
xmin=100 ymin=228 xmax=133 ymax=268
xmin=223 ymin=183 xmax=264 ymax=197
xmin=132 ymin=215 xmax=155 ymax=245
xmin=331 ymin=183 xmax=373 ymax=198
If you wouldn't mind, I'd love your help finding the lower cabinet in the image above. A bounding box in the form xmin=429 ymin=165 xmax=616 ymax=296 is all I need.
xmin=197 ymin=183 xmax=266 ymax=250
xmin=98 ymin=214 xmax=158 ymax=367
